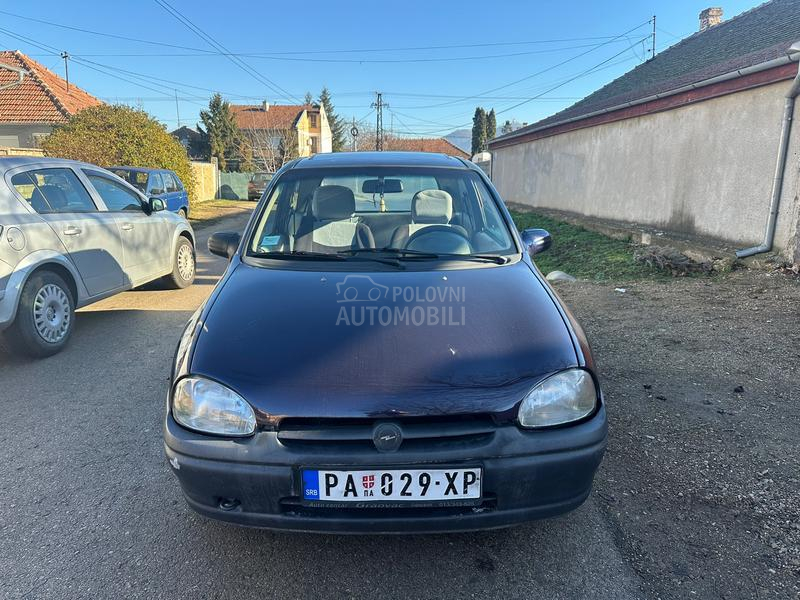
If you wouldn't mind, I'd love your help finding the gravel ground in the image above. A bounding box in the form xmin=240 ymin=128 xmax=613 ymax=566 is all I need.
xmin=556 ymin=270 xmax=800 ymax=599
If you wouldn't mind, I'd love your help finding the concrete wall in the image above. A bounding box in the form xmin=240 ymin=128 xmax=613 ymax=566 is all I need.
xmin=190 ymin=160 xmax=218 ymax=202
xmin=491 ymin=79 xmax=800 ymax=260
xmin=0 ymin=124 xmax=53 ymax=148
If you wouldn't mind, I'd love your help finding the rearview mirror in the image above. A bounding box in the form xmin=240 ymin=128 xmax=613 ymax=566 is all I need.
xmin=362 ymin=179 xmax=403 ymax=194
xmin=208 ymin=231 xmax=241 ymax=260
xmin=520 ymin=228 xmax=552 ymax=257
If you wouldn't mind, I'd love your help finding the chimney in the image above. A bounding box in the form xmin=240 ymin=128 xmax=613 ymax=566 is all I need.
xmin=262 ymin=100 xmax=270 ymax=111
xmin=699 ymin=7 xmax=723 ymax=31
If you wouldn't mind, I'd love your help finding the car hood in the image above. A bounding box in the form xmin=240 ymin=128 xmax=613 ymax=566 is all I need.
xmin=190 ymin=260 xmax=578 ymax=420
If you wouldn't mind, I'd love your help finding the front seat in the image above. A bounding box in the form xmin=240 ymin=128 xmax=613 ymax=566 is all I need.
xmin=294 ymin=185 xmax=375 ymax=252
xmin=389 ymin=189 xmax=467 ymax=248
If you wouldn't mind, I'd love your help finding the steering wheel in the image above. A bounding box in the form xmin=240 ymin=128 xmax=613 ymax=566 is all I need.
xmin=405 ymin=225 xmax=473 ymax=255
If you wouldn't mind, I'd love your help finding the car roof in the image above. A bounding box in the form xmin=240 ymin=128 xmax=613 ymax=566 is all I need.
xmin=0 ymin=156 xmax=109 ymax=174
xmin=110 ymin=166 xmax=168 ymax=173
xmin=291 ymin=151 xmax=472 ymax=170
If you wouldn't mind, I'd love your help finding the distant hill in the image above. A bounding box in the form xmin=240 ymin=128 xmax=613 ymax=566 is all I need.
xmin=444 ymin=129 xmax=470 ymax=154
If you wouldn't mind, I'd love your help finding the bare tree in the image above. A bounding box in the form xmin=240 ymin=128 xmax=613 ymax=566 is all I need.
xmin=241 ymin=123 xmax=300 ymax=172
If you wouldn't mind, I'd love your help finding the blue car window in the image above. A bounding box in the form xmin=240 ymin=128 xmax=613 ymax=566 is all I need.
xmin=148 ymin=172 xmax=164 ymax=195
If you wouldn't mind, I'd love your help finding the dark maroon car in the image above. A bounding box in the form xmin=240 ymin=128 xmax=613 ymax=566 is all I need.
xmin=164 ymin=151 xmax=606 ymax=533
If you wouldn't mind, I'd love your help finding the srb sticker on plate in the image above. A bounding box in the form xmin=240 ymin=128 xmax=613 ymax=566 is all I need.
xmin=302 ymin=468 xmax=481 ymax=502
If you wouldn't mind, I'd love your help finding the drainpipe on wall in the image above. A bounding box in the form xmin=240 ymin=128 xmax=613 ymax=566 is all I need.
xmin=736 ymin=41 xmax=800 ymax=258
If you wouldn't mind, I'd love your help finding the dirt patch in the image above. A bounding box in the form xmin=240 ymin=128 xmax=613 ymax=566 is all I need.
xmin=556 ymin=270 xmax=800 ymax=599
xmin=190 ymin=199 xmax=254 ymax=230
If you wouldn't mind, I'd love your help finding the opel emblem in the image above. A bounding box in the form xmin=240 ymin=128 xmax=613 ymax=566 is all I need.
xmin=373 ymin=423 xmax=403 ymax=453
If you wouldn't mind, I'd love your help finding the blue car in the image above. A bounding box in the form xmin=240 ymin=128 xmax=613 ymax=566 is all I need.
xmin=110 ymin=167 xmax=190 ymax=218
xmin=164 ymin=152 xmax=606 ymax=533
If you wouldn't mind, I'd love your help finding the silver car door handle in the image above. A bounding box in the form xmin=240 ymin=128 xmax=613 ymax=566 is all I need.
xmin=120 ymin=223 xmax=134 ymax=231
xmin=62 ymin=226 xmax=82 ymax=236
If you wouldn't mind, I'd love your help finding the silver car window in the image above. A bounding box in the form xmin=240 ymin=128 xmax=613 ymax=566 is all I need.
xmin=10 ymin=168 xmax=97 ymax=214
xmin=84 ymin=170 xmax=143 ymax=212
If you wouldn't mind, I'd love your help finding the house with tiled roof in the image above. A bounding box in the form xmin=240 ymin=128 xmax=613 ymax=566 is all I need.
xmin=380 ymin=136 xmax=470 ymax=159
xmin=489 ymin=0 xmax=800 ymax=262
xmin=232 ymin=101 xmax=331 ymax=171
xmin=0 ymin=50 xmax=102 ymax=149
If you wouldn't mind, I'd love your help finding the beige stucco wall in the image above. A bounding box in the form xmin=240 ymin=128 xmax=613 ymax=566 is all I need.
xmin=491 ymin=79 xmax=800 ymax=260
xmin=190 ymin=160 xmax=218 ymax=202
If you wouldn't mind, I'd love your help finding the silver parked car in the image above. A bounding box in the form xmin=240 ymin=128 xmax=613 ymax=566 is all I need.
xmin=0 ymin=157 xmax=196 ymax=357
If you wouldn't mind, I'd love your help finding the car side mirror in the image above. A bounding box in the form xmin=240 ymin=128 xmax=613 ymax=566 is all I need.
xmin=520 ymin=228 xmax=552 ymax=257
xmin=148 ymin=197 xmax=166 ymax=213
xmin=208 ymin=231 xmax=241 ymax=260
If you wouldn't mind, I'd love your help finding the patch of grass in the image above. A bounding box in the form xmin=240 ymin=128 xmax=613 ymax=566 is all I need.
xmin=189 ymin=199 xmax=254 ymax=229
xmin=511 ymin=210 xmax=671 ymax=281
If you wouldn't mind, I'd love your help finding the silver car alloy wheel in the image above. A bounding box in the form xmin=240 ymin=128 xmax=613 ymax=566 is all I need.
xmin=33 ymin=283 xmax=71 ymax=343
xmin=177 ymin=243 xmax=195 ymax=281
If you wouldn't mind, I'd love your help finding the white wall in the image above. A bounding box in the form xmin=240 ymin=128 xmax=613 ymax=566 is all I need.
xmin=492 ymin=79 xmax=800 ymax=260
xmin=0 ymin=124 xmax=53 ymax=148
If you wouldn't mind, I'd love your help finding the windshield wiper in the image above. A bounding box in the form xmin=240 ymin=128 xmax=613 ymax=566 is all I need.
xmin=340 ymin=248 xmax=510 ymax=264
xmin=261 ymin=250 xmax=402 ymax=268
xmin=258 ymin=251 xmax=348 ymax=260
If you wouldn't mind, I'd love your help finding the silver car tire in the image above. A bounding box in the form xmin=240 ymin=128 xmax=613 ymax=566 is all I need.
xmin=4 ymin=270 xmax=74 ymax=358
xmin=162 ymin=237 xmax=195 ymax=289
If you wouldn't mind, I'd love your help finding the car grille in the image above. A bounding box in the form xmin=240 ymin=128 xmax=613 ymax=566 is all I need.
xmin=276 ymin=415 xmax=496 ymax=453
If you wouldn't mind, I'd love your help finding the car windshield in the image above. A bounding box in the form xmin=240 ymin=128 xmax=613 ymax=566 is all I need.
xmin=247 ymin=166 xmax=516 ymax=263
xmin=111 ymin=169 xmax=148 ymax=192
xmin=251 ymin=173 xmax=271 ymax=184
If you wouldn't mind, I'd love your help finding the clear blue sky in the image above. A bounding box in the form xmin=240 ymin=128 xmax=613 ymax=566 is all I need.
xmin=0 ymin=0 xmax=760 ymax=137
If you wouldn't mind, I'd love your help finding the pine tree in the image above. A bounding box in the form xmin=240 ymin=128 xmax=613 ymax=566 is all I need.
xmin=318 ymin=87 xmax=347 ymax=152
xmin=486 ymin=109 xmax=496 ymax=144
xmin=199 ymin=93 xmax=243 ymax=171
xmin=304 ymin=91 xmax=313 ymax=105
xmin=471 ymin=107 xmax=487 ymax=155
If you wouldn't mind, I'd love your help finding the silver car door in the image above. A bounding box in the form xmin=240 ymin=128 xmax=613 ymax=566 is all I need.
xmin=9 ymin=167 xmax=125 ymax=296
xmin=81 ymin=169 xmax=171 ymax=285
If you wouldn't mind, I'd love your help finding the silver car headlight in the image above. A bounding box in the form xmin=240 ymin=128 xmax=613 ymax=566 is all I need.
xmin=518 ymin=369 xmax=598 ymax=428
xmin=172 ymin=376 xmax=256 ymax=436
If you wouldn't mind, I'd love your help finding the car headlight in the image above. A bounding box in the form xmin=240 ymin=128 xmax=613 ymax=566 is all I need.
xmin=518 ymin=369 xmax=598 ymax=428
xmin=172 ymin=376 xmax=256 ymax=436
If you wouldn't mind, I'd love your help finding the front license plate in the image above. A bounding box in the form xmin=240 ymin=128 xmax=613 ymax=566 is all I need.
xmin=302 ymin=468 xmax=482 ymax=502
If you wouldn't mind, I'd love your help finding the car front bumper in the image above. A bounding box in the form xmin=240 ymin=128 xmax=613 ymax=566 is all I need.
xmin=164 ymin=405 xmax=607 ymax=533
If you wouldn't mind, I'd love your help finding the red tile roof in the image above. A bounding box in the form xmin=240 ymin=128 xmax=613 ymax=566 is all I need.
xmin=232 ymin=104 xmax=312 ymax=130
xmin=0 ymin=50 xmax=102 ymax=124
xmin=382 ymin=137 xmax=469 ymax=159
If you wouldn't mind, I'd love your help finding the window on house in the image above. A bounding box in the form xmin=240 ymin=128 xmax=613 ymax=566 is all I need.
xmin=309 ymin=113 xmax=318 ymax=128
xmin=310 ymin=136 xmax=319 ymax=154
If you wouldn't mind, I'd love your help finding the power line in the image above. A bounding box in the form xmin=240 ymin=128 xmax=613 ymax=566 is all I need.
xmin=375 ymin=34 xmax=649 ymax=137
xmin=384 ymin=53 xmax=641 ymax=132
xmin=396 ymin=19 xmax=652 ymax=111
xmin=25 ymin=40 xmax=639 ymax=64
xmin=0 ymin=9 xmax=653 ymax=57
xmin=153 ymin=0 xmax=301 ymax=103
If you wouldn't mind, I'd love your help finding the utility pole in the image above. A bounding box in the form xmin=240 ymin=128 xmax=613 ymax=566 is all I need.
xmin=371 ymin=92 xmax=387 ymax=151
xmin=60 ymin=51 xmax=70 ymax=92
xmin=175 ymin=89 xmax=181 ymax=127
xmin=650 ymin=15 xmax=656 ymax=60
